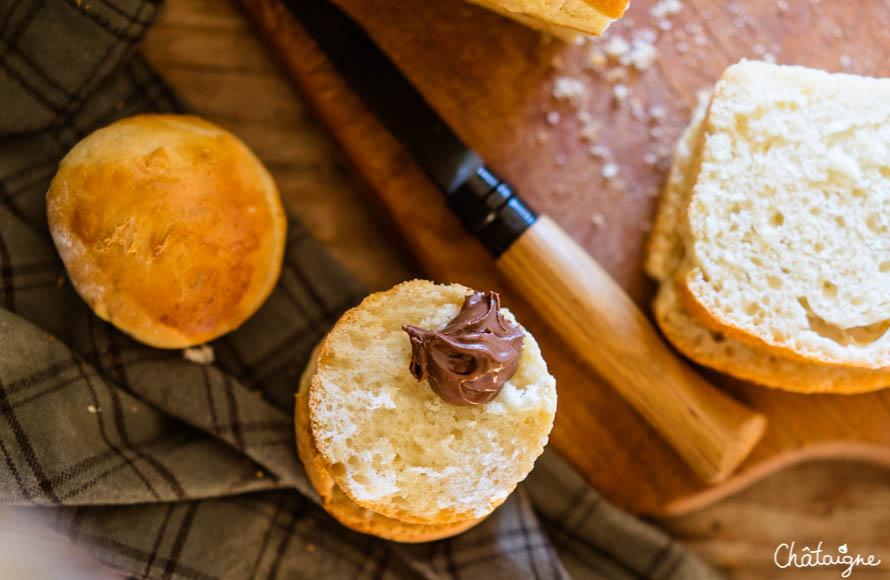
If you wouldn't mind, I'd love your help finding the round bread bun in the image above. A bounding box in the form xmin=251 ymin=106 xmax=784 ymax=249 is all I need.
xmin=296 ymin=348 xmax=484 ymax=542
xmin=307 ymin=280 xmax=557 ymax=525
xmin=46 ymin=114 xmax=286 ymax=349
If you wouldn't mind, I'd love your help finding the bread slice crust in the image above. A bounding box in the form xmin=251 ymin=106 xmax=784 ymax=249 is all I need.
xmin=677 ymin=60 xmax=890 ymax=369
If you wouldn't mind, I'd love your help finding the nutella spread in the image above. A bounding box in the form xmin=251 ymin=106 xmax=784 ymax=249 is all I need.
xmin=402 ymin=291 xmax=523 ymax=406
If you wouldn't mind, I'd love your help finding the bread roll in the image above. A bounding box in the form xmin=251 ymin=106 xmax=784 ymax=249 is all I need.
xmin=675 ymin=60 xmax=890 ymax=369
xmin=46 ymin=114 xmax=286 ymax=349
xmin=304 ymin=280 xmax=557 ymax=527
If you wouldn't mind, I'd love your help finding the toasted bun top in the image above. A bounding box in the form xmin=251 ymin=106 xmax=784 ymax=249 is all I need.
xmin=47 ymin=114 xmax=286 ymax=348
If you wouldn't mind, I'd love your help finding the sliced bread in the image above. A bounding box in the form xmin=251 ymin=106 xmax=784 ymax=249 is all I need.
xmin=676 ymin=60 xmax=890 ymax=369
xmin=646 ymin=83 xmax=890 ymax=393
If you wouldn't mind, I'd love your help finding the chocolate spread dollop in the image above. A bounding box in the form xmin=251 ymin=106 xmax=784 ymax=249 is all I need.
xmin=402 ymin=291 xmax=524 ymax=406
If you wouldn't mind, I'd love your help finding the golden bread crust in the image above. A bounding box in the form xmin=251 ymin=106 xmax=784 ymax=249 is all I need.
xmin=46 ymin=114 xmax=286 ymax=348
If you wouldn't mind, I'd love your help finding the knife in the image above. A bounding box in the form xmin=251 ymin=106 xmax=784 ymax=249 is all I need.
xmin=283 ymin=0 xmax=767 ymax=483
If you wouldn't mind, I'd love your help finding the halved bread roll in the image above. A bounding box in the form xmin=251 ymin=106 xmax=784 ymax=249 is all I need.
xmin=300 ymin=280 xmax=557 ymax=533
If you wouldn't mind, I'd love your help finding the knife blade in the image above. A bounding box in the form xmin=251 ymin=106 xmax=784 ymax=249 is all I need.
xmin=281 ymin=0 xmax=537 ymax=257
xmin=283 ymin=0 xmax=767 ymax=483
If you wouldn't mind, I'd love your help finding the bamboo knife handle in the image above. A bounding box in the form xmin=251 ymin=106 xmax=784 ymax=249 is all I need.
xmin=497 ymin=215 xmax=767 ymax=483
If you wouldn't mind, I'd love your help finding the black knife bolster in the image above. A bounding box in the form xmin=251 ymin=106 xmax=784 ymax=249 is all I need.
xmin=446 ymin=166 xmax=538 ymax=257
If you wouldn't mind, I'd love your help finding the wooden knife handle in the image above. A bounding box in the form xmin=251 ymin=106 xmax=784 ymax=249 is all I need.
xmin=497 ymin=215 xmax=767 ymax=483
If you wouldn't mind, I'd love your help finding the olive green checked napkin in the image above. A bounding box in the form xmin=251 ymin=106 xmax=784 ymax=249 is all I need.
xmin=0 ymin=0 xmax=721 ymax=578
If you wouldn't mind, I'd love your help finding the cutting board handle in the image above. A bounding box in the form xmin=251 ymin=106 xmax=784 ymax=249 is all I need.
xmin=497 ymin=215 xmax=767 ymax=483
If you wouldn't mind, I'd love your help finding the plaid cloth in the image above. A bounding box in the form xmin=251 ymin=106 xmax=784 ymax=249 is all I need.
xmin=0 ymin=0 xmax=722 ymax=578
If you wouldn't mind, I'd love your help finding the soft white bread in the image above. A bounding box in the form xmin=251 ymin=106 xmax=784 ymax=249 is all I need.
xmin=466 ymin=0 xmax=628 ymax=38
xmin=295 ymin=349 xmax=483 ymax=542
xmin=647 ymin=89 xmax=890 ymax=393
xmin=676 ymin=60 xmax=890 ymax=369
xmin=46 ymin=114 xmax=286 ymax=349
xmin=308 ymin=280 xmax=557 ymax=525
xmin=645 ymin=91 xmax=710 ymax=282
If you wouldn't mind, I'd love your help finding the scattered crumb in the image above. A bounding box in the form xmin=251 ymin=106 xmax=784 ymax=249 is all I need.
xmin=603 ymin=67 xmax=629 ymax=83
xmin=627 ymin=38 xmax=657 ymax=71
xmin=840 ymin=54 xmax=852 ymax=68
xmin=535 ymin=130 xmax=549 ymax=144
xmin=546 ymin=111 xmax=561 ymax=125
xmin=613 ymin=84 xmax=630 ymax=102
xmin=183 ymin=344 xmax=215 ymax=365
xmin=643 ymin=152 xmax=659 ymax=165
xmin=777 ymin=0 xmax=789 ymax=12
xmin=649 ymin=105 xmax=666 ymax=120
xmin=591 ymin=212 xmax=605 ymax=227
xmin=577 ymin=111 xmax=600 ymax=141
xmin=555 ymin=154 xmax=567 ymax=166
xmin=131 ymin=406 xmax=139 ymax=413
xmin=602 ymin=163 xmax=619 ymax=179
xmin=762 ymin=53 xmax=777 ymax=64
xmin=589 ymin=144 xmax=610 ymax=158
xmin=605 ymin=36 xmax=630 ymax=58
xmin=87 ymin=405 xmax=101 ymax=414
xmin=588 ymin=49 xmax=607 ymax=69
xmin=650 ymin=0 xmax=683 ymax=19
xmin=256 ymin=470 xmax=265 ymax=478
xmin=56 ymin=276 xmax=65 ymax=288
xmin=552 ymin=76 xmax=586 ymax=104
xmin=307 ymin=544 xmax=316 ymax=552
xmin=47 ymin=335 xmax=56 ymax=343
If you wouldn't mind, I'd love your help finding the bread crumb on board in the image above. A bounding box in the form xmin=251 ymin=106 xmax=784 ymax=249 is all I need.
xmin=183 ymin=344 xmax=215 ymax=365
xmin=540 ymin=0 xmax=798 ymax=206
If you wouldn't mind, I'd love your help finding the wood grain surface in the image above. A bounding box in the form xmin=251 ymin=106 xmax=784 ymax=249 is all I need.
xmin=140 ymin=1 xmax=890 ymax=577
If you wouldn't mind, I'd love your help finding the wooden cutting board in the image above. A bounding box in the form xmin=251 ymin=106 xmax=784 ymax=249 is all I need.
xmin=239 ymin=0 xmax=890 ymax=516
